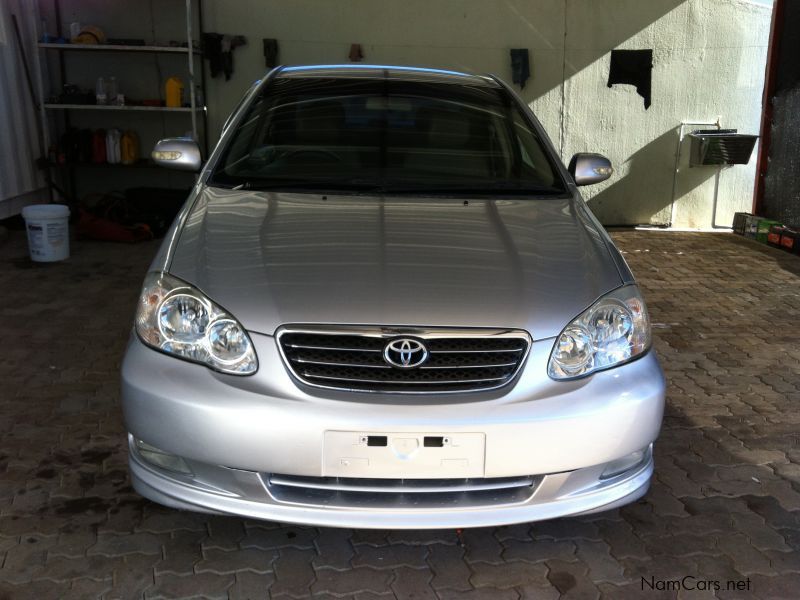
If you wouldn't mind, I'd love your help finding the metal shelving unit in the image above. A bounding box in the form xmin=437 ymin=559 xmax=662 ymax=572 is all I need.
xmin=36 ymin=0 xmax=207 ymax=203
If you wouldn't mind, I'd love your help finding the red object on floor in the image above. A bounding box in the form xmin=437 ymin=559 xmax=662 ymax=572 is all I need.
xmin=77 ymin=209 xmax=152 ymax=242
xmin=780 ymin=228 xmax=799 ymax=253
xmin=767 ymin=225 xmax=785 ymax=247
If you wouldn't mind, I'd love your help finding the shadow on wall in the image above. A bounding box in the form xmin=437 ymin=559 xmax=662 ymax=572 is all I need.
xmin=199 ymin=0 xmax=689 ymax=141
xmin=508 ymin=0 xmax=687 ymax=96
xmin=586 ymin=127 xmax=718 ymax=226
xmin=566 ymin=0 xmax=686 ymax=72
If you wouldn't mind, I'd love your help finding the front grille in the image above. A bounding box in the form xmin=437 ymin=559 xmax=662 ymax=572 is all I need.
xmin=265 ymin=474 xmax=539 ymax=509
xmin=277 ymin=327 xmax=531 ymax=393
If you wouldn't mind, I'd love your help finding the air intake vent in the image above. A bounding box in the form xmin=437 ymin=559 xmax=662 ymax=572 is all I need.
xmin=265 ymin=473 xmax=540 ymax=508
xmin=277 ymin=327 xmax=531 ymax=393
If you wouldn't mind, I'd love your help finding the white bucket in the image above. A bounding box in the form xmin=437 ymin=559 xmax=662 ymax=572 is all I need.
xmin=21 ymin=204 xmax=71 ymax=262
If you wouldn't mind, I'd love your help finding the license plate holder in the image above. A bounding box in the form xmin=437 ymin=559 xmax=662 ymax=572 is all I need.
xmin=323 ymin=431 xmax=485 ymax=478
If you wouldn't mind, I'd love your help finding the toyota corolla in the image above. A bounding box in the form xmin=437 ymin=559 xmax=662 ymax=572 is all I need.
xmin=122 ymin=64 xmax=665 ymax=529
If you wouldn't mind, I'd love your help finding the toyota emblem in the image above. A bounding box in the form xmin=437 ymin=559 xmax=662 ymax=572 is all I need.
xmin=383 ymin=338 xmax=429 ymax=369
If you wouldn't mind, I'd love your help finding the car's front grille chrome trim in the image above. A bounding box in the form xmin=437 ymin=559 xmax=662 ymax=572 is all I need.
xmin=293 ymin=358 xmax=393 ymax=369
xmin=300 ymin=373 xmax=509 ymax=386
xmin=291 ymin=357 xmax=518 ymax=370
xmin=264 ymin=473 xmax=540 ymax=508
xmin=429 ymin=347 xmax=527 ymax=354
xmin=276 ymin=326 xmax=532 ymax=394
xmin=286 ymin=344 xmax=383 ymax=353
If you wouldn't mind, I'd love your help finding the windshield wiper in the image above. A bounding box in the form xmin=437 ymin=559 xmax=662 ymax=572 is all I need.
xmin=217 ymin=179 xmax=380 ymax=192
xmin=374 ymin=182 xmax=566 ymax=196
xmin=211 ymin=179 xmax=565 ymax=196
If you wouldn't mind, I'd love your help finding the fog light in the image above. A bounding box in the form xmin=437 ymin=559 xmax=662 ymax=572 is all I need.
xmin=135 ymin=438 xmax=193 ymax=475
xmin=601 ymin=446 xmax=649 ymax=479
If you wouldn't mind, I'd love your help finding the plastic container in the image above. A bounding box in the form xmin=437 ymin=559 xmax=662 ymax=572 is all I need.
xmin=106 ymin=76 xmax=118 ymax=105
xmin=165 ymin=77 xmax=184 ymax=108
xmin=92 ymin=129 xmax=106 ymax=163
xmin=732 ymin=212 xmax=751 ymax=235
xmin=121 ymin=130 xmax=139 ymax=165
xmin=756 ymin=219 xmax=781 ymax=243
xmin=106 ymin=129 xmax=121 ymax=164
xmin=95 ymin=76 xmax=106 ymax=105
xmin=744 ymin=215 xmax=761 ymax=238
xmin=780 ymin=228 xmax=799 ymax=254
xmin=767 ymin=225 xmax=784 ymax=248
xmin=21 ymin=204 xmax=70 ymax=262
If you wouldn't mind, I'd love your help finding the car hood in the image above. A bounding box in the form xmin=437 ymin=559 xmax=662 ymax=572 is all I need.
xmin=168 ymin=187 xmax=623 ymax=340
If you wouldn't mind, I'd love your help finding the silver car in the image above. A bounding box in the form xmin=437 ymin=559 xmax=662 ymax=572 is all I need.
xmin=122 ymin=65 xmax=665 ymax=529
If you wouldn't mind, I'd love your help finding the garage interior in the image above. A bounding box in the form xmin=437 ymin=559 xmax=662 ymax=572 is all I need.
xmin=0 ymin=0 xmax=798 ymax=599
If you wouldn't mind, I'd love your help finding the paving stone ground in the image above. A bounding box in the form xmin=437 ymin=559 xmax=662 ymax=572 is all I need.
xmin=0 ymin=229 xmax=799 ymax=599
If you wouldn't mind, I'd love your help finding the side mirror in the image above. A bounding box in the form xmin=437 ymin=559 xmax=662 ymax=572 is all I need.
xmin=568 ymin=153 xmax=613 ymax=186
xmin=152 ymin=138 xmax=202 ymax=172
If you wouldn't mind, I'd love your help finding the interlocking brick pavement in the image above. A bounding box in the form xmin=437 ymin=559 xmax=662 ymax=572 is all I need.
xmin=1 ymin=229 xmax=798 ymax=599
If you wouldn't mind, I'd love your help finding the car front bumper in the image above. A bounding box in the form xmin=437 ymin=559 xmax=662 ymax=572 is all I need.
xmin=121 ymin=332 xmax=665 ymax=528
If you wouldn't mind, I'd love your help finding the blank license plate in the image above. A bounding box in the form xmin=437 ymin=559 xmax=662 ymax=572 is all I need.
xmin=323 ymin=431 xmax=486 ymax=479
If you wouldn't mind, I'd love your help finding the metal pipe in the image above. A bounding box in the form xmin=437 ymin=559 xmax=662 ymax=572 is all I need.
xmin=708 ymin=166 xmax=729 ymax=229
xmin=668 ymin=118 xmax=721 ymax=227
xmin=197 ymin=0 xmax=209 ymax=156
xmin=186 ymin=0 xmax=197 ymax=142
xmin=753 ymin=0 xmax=783 ymax=215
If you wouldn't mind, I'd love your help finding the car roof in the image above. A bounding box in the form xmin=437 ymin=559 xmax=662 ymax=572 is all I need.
xmin=277 ymin=64 xmax=500 ymax=87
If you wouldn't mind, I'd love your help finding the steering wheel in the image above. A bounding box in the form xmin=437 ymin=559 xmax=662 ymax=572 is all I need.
xmin=282 ymin=148 xmax=342 ymax=162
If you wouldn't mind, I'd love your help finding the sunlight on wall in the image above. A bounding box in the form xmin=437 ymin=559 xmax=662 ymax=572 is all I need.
xmin=37 ymin=0 xmax=773 ymax=227
xmin=563 ymin=0 xmax=771 ymax=227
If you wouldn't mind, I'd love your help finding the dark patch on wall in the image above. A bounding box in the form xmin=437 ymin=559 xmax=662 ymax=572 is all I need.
xmin=607 ymin=49 xmax=653 ymax=109
xmin=510 ymin=49 xmax=531 ymax=89
xmin=763 ymin=1 xmax=800 ymax=225
xmin=263 ymin=38 xmax=279 ymax=68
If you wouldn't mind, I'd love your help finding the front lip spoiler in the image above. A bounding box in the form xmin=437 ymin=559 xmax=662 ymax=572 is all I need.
xmin=128 ymin=451 xmax=654 ymax=529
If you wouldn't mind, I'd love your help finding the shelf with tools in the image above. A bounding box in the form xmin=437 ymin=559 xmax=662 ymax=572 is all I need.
xmin=44 ymin=103 xmax=205 ymax=113
xmin=36 ymin=0 xmax=208 ymax=205
xmin=49 ymin=159 xmax=162 ymax=170
xmin=39 ymin=42 xmax=201 ymax=55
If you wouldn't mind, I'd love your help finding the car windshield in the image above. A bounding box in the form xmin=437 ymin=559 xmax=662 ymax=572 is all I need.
xmin=210 ymin=75 xmax=566 ymax=195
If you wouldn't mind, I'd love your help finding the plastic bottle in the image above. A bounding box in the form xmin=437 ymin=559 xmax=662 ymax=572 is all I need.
xmin=106 ymin=129 xmax=121 ymax=164
xmin=92 ymin=129 xmax=107 ymax=163
xmin=121 ymin=130 xmax=140 ymax=165
xmin=95 ymin=76 xmax=106 ymax=105
xmin=106 ymin=77 xmax=118 ymax=105
xmin=40 ymin=19 xmax=52 ymax=43
xmin=165 ymin=77 xmax=184 ymax=108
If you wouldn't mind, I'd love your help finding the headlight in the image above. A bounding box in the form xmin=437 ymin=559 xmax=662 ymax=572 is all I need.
xmin=548 ymin=285 xmax=651 ymax=380
xmin=135 ymin=272 xmax=257 ymax=375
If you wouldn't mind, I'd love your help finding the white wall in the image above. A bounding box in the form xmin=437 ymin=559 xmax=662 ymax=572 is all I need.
xmin=1 ymin=0 xmax=46 ymax=207
xmin=560 ymin=0 xmax=772 ymax=227
xmin=38 ymin=0 xmax=772 ymax=227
